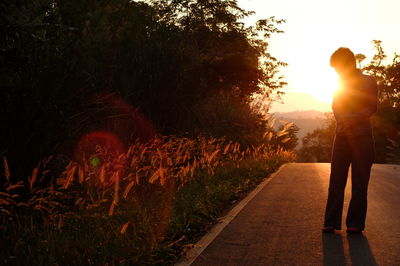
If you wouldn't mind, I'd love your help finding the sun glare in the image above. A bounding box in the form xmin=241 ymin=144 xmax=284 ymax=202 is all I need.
xmin=288 ymin=66 xmax=340 ymax=104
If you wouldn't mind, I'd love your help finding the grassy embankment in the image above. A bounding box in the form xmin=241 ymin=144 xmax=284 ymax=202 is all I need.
xmin=0 ymin=135 xmax=295 ymax=265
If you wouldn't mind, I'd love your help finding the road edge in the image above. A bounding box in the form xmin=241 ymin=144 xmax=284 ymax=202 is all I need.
xmin=175 ymin=163 xmax=289 ymax=266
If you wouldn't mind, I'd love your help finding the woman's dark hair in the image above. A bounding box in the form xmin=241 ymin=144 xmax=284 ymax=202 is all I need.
xmin=330 ymin=47 xmax=356 ymax=68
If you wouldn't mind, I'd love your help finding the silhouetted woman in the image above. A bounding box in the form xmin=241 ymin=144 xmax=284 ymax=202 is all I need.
xmin=322 ymin=47 xmax=378 ymax=234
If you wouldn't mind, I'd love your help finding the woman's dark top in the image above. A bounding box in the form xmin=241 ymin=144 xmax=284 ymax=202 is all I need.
xmin=332 ymin=69 xmax=378 ymax=136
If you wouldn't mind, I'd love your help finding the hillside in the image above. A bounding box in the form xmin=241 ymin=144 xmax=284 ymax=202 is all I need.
xmin=273 ymin=110 xmax=326 ymax=119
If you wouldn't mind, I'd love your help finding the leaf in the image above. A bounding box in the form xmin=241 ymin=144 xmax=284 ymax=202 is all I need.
xmin=78 ymin=166 xmax=84 ymax=184
xmin=3 ymin=157 xmax=10 ymax=181
xmin=0 ymin=199 xmax=10 ymax=205
xmin=266 ymin=132 xmax=273 ymax=141
xmin=233 ymin=143 xmax=241 ymax=153
xmin=157 ymin=148 xmax=163 ymax=159
xmin=182 ymin=163 xmax=190 ymax=176
xmin=6 ymin=184 xmax=24 ymax=191
xmin=108 ymin=202 xmax=115 ymax=216
xmin=223 ymin=143 xmax=231 ymax=154
xmin=29 ymin=167 xmax=39 ymax=190
xmin=120 ymin=222 xmax=130 ymax=234
xmin=74 ymin=197 xmax=84 ymax=206
xmin=282 ymin=122 xmax=294 ymax=131
xmin=268 ymin=118 xmax=276 ymax=128
xmin=63 ymin=164 xmax=77 ymax=189
xmin=135 ymin=172 xmax=140 ymax=185
xmin=149 ymin=168 xmax=160 ymax=184
xmin=113 ymin=172 xmax=120 ymax=204
xmin=99 ymin=165 xmax=106 ymax=184
xmin=140 ymin=147 xmax=148 ymax=158
xmin=276 ymin=130 xmax=288 ymax=137
xmin=123 ymin=181 xmax=135 ymax=199
xmin=208 ymin=149 xmax=220 ymax=162
xmin=1 ymin=209 xmax=11 ymax=215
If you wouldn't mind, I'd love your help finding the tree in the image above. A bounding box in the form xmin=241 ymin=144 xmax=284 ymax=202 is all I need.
xmin=363 ymin=40 xmax=400 ymax=162
xmin=1 ymin=0 xmax=287 ymax=180
xmin=298 ymin=115 xmax=335 ymax=162
xmin=363 ymin=40 xmax=400 ymax=107
xmin=355 ymin=53 xmax=366 ymax=68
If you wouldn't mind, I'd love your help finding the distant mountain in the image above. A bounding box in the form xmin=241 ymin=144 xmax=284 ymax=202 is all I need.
xmin=273 ymin=110 xmax=333 ymax=147
xmin=273 ymin=110 xmax=326 ymax=119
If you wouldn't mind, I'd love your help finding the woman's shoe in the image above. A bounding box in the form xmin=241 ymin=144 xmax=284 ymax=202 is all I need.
xmin=322 ymin=226 xmax=335 ymax=233
xmin=346 ymin=227 xmax=363 ymax=234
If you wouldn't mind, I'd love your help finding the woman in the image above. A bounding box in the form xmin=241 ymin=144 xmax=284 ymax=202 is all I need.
xmin=322 ymin=47 xmax=378 ymax=234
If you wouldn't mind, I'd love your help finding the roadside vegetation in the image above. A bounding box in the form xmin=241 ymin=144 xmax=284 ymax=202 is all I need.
xmin=1 ymin=0 xmax=296 ymax=264
xmin=1 ymin=136 xmax=295 ymax=265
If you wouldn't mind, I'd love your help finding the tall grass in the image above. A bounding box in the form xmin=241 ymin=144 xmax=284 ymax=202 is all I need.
xmin=0 ymin=135 xmax=295 ymax=265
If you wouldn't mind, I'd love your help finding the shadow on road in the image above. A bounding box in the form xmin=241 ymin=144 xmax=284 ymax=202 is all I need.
xmin=322 ymin=233 xmax=346 ymax=266
xmin=347 ymin=234 xmax=378 ymax=266
xmin=322 ymin=233 xmax=377 ymax=266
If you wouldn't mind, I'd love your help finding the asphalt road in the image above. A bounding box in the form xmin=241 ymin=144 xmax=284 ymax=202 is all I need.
xmin=190 ymin=163 xmax=400 ymax=266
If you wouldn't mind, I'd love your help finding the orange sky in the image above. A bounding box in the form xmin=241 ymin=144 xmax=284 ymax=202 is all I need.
xmin=238 ymin=0 xmax=400 ymax=113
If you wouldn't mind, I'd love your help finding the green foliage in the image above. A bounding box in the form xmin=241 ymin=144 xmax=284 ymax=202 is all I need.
xmin=189 ymin=93 xmax=270 ymax=146
xmin=363 ymin=40 xmax=400 ymax=163
xmin=0 ymin=0 xmax=287 ymax=180
xmin=363 ymin=40 xmax=400 ymax=107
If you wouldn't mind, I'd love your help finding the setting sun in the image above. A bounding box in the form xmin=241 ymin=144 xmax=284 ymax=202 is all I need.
xmin=289 ymin=66 xmax=340 ymax=104
xmin=238 ymin=0 xmax=400 ymax=112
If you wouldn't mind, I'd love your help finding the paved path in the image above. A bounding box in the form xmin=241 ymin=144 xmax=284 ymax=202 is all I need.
xmin=187 ymin=163 xmax=400 ymax=266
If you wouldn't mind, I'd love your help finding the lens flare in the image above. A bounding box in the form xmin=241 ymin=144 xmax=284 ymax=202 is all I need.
xmin=73 ymin=93 xmax=158 ymax=184
xmin=89 ymin=156 xmax=102 ymax=168
xmin=75 ymin=131 xmax=125 ymax=161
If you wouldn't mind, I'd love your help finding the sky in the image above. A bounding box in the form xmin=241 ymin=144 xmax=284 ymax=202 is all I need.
xmin=237 ymin=0 xmax=400 ymax=113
